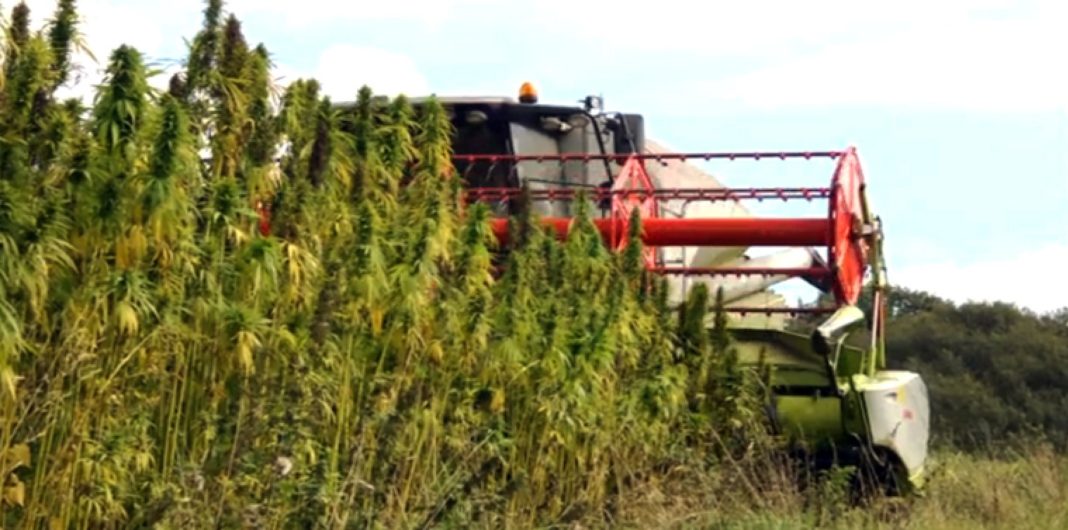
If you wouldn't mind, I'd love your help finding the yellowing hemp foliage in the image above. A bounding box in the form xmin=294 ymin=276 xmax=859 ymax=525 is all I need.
xmin=0 ymin=1 xmax=765 ymax=527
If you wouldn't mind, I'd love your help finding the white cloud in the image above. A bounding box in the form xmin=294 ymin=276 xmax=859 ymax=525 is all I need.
xmin=23 ymin=0 xmax=1064 ymax=112
xmin=19 ymin=3 xmax=430 ymax=102
xmin=228 ymin=0 xmax=1023 ymax=58
xmin=280 ymin=44 xmax=429 ymax=100
xmin=894 ymin=243 xmax=1068 ymax=313
xmin=25 ymin=0 xmax=187 ymax=101
xmin=228 ymin=0 xmax=485 ymax=28
xmin=526 ymin=0 xmax=1017 ymax=57
xmin=23 ymin=1 xmax=179 ymax=61
xmin=682 ymin=3 xmax=1068 ymax=111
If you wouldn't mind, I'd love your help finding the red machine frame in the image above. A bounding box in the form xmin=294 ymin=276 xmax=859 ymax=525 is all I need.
xmin=459 ymin=148 xmax=871 ymax=315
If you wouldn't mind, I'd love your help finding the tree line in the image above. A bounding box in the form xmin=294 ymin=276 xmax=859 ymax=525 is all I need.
xmin=882 ymin=288 xmax=1068 ymax=450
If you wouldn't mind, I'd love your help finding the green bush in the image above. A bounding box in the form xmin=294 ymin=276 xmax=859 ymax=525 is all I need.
xmin=885 ymin=289 xmax=1068 ymax=450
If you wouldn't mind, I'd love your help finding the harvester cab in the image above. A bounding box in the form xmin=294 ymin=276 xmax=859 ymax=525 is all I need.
xmin=393 ymin=86 xmax=928 ymax=492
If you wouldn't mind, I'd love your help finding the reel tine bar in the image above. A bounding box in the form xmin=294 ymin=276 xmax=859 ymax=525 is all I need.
xmin=460 ymin=149 xmax=870 ymax=311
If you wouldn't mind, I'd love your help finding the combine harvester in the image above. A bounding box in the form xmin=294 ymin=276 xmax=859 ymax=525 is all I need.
xmin=437 ymin=83 xmax=930 ymax=493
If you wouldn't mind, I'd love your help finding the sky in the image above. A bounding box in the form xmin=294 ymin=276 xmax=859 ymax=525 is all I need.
xmin=22 ymin=0 xmax=1068 ymax=313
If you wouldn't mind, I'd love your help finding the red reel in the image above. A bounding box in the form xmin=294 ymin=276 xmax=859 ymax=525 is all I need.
xmin=828 ymin=148 xmax=870 ymax=306
xmin=474 ymin=149 xmax=872 ymax=309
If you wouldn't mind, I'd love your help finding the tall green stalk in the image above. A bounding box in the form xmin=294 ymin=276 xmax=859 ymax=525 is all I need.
xmin=46 ymin=0 xmax=79 ymax=89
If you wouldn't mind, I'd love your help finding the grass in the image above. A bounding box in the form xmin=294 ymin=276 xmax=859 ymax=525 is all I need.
xmin=611 ymin=445 xmax=1068 ymax=530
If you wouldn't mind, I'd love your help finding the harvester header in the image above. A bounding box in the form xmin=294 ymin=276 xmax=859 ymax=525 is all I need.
xmin=329 ymin=89 xmax=927 ymax=492
xmin=462 ymin=147 xmax=872 ymax=311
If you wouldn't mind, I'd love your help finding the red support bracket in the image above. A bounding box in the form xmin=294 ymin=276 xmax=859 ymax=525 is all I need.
xmin=465 ymin=187 xmax=832 ymax=203
xmin=454 ymin=151 xmax=846 ymax=164
xmin=610 ymin=156 xmax=659 ymax=267
xmin=651 ymin=267 xmax=832 ymax=278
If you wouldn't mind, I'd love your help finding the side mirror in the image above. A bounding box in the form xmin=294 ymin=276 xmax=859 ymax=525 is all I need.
xmin=811 ymin=305 xmax=865 ymax=355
